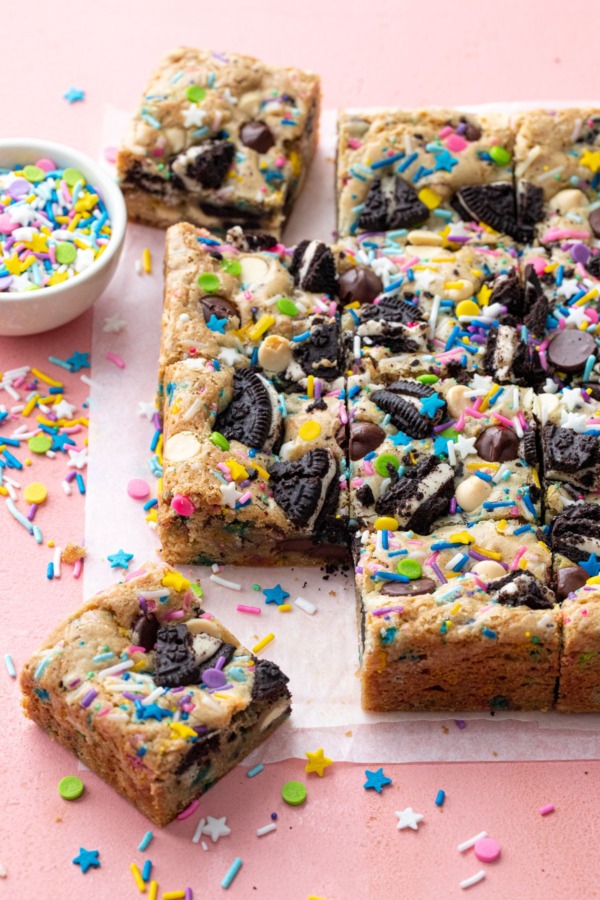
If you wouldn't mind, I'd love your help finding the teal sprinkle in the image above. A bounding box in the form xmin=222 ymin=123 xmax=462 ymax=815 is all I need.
xmin=140 ymin=111 xmax=161 ymax=129
xmin=34 ymin=657 xmax=52 ymax=680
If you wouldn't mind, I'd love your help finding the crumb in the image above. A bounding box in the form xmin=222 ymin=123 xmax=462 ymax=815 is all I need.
xmin=61 ymin=543 xmax=86 ymax=564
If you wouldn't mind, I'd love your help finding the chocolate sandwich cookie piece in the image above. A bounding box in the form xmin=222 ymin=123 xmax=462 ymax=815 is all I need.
xmin=171 ymin=139 xmax=235 ymax=190
xmin=337 ymin=421 xmax=386 ymax=461
xmin=381 ymin=577 xmax=437 ymax=597
xmin=370 ymin=380 xmax=446 ymax=439
xmin=214 ymin=368 xmax=282 ymax=453
xmin=549 ymin=503 xmax=600 ymax=564
xmin=289 ymin=240 xmax=338 ymax=295
xmin=520 ymin=429 xmax=538 ymax=467
xmin=240 ymin=120 xmax=275 ymax=153
xmin=556 ymin=565 xmax=589 ymax=599
xmin=154 ymin=624 xmax=202 ymax=687
xmin=543 ymin=425 xmax=600 ymax=490
xmin=292 ymin=317 xmax=344 ymax=381
xmin=132 ymin=612 xmax=160 ymax=652
xmin=488 ymin=571 xmax=554 ymax=610
xmin=357 ymin=174 xmax=429 ymax=232
xmin=517 ymin=181 xmax=545 ymax=236
xmin=269 ymin=448 xmax=339 ymax=530
xmin=451 ymin=183 xmax=529 ymax=242
xmin=356 ymin=296 xmax=426 ymax=353
xmin=523 ymin=293 xmax=550 ymax=339
xmin=488 ymin=270 xmax=526 ymax=320
xmin=474 ymin=426 xmax=521 ymax=463
xmin=225 ymin=226 xmax=278 ymax=252
xmin=200 ymin=295 xmax=239 ymax=323
xmin=338 ymin=266 xmax=383 ymax=305
xmin=251 ymin=659 xmax=291 ymax=702
xmin=547 ymin=330 xmax=597 ymax=374
xmin=198 ymin=642 xmax=237 ymax=683
xmin=482 ymin=325 xmax=546 ymax=388
xmin=375 ymin=456 xmax=455 ymax=534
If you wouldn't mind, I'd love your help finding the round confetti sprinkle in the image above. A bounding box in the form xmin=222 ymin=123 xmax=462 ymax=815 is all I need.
xmin=187 ymin=85 xmax=206 ymax=103
xmin=127 ymin=478 xmax=151 ymax=500
xmin=23 ymin=165 xmax=45 ymax=183
xmin=210 ymin=431 xmax=230 ymax=451
xmin=171 ymin=493 xmax=196 ymax=516
xmin=282 ymin=780 xmax=307 ymax=806
xmin=397 ymin=558 xmax=422 ymax=580
xmin=23 ymin=482 xmax=48 ymax=505
xmin=276 ymin=297 xmax=299 ymax=316
xmin=474 ymin=836 xmax=501 ymax=863
xmin=417 ymin=374 xmax=438 ymax=384
xmin=374 ymin=516 xmax=398 ymax=531
xmin=35 ymin=157 xmax=57 ymax=172
xmin=374 ymin=453 xmax=400 ymax=477
xmin=55 ymin=242 xmax=77 ymax=265
xmin=298 ymin=420 xmax=321 ymax=441
xmin=63 ymin=167 xmax=85 ymax=187
xmin=198 ymin=273 xmax=220 ymax=293
xmin=58 ymin=776 xmax=84 ymax=801
xmin=221 ymin=259 xmax=242 ymax=276
xmin=489 ymin=146 xmax=511 ymax=166
xmin=28 ymin=434 xmax=52 ymax=454
xmin=455 ymin=299 xmax=480 ymax=318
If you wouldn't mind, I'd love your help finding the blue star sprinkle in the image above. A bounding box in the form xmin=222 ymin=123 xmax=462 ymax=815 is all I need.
xmin=107 ymin=549 xmax=134 ymax=569
xmin=65 ymin=350 xmax=90 ymax=372
xmin=72 ymin=847 xmax=100 ymax=873
xmin=64 ymin=87 xmax=85 ymax=104
xmin=134 ymin=701 xmax=173 ymax=722
xmin=387 ymin=431 xmax=412 ymax=447
xmin=206 ymin=314 xmax=228 ymax=334
xmin=51 ymin=432 xmax=76 ymax=452
xmin=263 ymin=584 xmax=290 ymax=606
xmin=420 ymin=393 xmax=446 ymax=418
xmin=363 ymin=767 xmax=393 ymax=793
xmin=433 ymin=150 xmax=459 ymax=173
xmin=581 ymin=553 xmax=600 ymax=578
xmin=433 ymin=435 xmax=450 ymax=456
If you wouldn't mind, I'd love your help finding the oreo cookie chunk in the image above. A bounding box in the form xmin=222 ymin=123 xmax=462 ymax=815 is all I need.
xmin=132 ymin=612 xmax=160 ymax=652
xmin=375 ymin=456 xmax=455 ymax=533
xmin=251 ymin=659 xmax=291 ymax=702
xmin=358 ymin=175 xmax=428 ymax=232
xmin=171 ymin=139 xmax=235 ymax=190
xmin=451 ymin=183 xmax=531 ymax=242
xmin=482 ymin=324 xmax=546 ymax=388
xmin=488 ymin=571 xmax=555 ymax=610
xmin=154 ymin=623 xmax=237 ymax=688
xmin=269 ymin=448 xmax=339 ymax=531
xmin=549 ymin=503 xmax=600 ymax=565
xmin=214 ymin=368 xmax=283 ymax=453
xmin=542 ymin=425 xmax=600 ymax=491
xmin=290 ymin=316 xmax=344 ymax=382
xmin=225 ymin=226 xmax=278 ymax=252
xmin=487 ymin=269 xmax=526 ymax=320
xmin=357 ymin=297 xmax=427 ymax=354
xmin=370 ymin=380 xmax=446 ymax=439
xmin=517 ymin=182 xmax=545 ymax=239
xmin=289 ymin=240 xmax=338 ymax=295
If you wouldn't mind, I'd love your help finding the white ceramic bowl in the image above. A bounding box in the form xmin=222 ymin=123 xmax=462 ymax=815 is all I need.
xmin=0 ymin=139 xmax=126 ymax=336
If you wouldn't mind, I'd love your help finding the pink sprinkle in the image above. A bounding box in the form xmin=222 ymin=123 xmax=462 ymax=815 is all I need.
xmin=338 ymin=401 xmax=348 ymax=425
xmin=128 ymin=478 xmax=151 ymax=501
xmin=127 ymin=645 xmax=146 ymax=654
xmin=527 ymin=255 xmax=548 ymax=276
xmin=275 ymin=155 xmax=286 ymax=168
xmin=177 ymin=799 xmax=200 ymax=820
xmin=171 ymin=493 xmax=196 ymax=516
xmin=363 ymin=460 xmax=375 ymax=476
xmin=237 ymin=604 xmax=261 ymax=615
xmin=446 ymin=134 xmax=467 ymax=152
xmin=438 ymin=125 xmax=453 ymax=139
xmin=581 ymin=608 xmax=589 ymax=616
xmin=455 ymin=413 xmax=466 ymax=431
xmin=73 ymin=558 xmax=83 ymax=579
xmin=165 ymin=609 xmax=185 ymax=620
xmin=492 ymin=413 xmax=513 ymax=427
xmin=400 ymin=255 xmax=420 ymax=272
xmin=106 ymin=352 xmax=125 ymax=368
xmin=347 ymin=138 xmax=362 ymax=149
xmin=473 ymin=576 xmax=487 ymax=590
xmin=464 ymin=406 xmax=485 ymax=419
xmin=539 ymin=803 xmax=555 ymax=816
xmin=96 ymin=707 xmax=111 ymax=717
xmin=61 ymin=424 xmax=82 ymax=434
xmin=104 ymin=146 xmax=118 ymax=164
xmin=542 ymin=228 xmax=590 ymax=242
xmin=237 ymin=491 xmax=252 ymax=504
xmin=510 ymin=545 xmax=527 ymax=570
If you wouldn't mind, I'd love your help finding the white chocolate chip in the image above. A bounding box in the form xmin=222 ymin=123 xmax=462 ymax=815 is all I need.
xmin=407 ymin=229 xmax=445 ymax=247
xmin=536 ymin=392 xmax=560 ymax=425
xmin=165 ymin=127 xmax=186 ymax=154
xmin=186 ymin=618 xmax=222 ymax=638
xmin=240 ymin=255 xmax=270 ymax=286
xmin=471 ymin=560 xmax=507 ymax=581
xmin=446 ymin=385 xmax=471 ymax=418
xmin=163 ymin=431 xmax=202 ymax=462
xmin=258 ymin=334 xmax=292 ymax=373
xmin=455 ymin=476 xmax=492 ymax=512
xmin=548 ymin=188 xmax=587 ymax=215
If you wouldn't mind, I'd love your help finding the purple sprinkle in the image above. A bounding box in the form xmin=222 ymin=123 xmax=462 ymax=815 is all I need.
xmin=169 ymin=685 xmax=185 ymax=693
xmin=65 ymin=470 xmax=77 ymax=483
xmin=207 ymin=681 xmax=232 ymax=693
xmin=123 ymin=691 xmax=143 ymax=702
xmin=454 ymin=719 xmax=467 ymax=729
xmin=571 ymin=242 xmax=591 ymax=265
xmin=431 ymin=561 xmax=446 ymax=584
xmin=456 ymin=122 xmax=466 ymax=135
xmin=27 ymin=503 xmax=38 ymax=522
xmin=8 ymin=178 xmax=29 ymax=200
xmin=468 ymin=549 xmax=508 ymax=570
xmin=314 ymin=379 xmax=322 ymax=400
xmin=80 ymin=689 xmax=98 ymax=708
xmin=434 ymin=419 xmax=455 ymax=433
xmin=372 ymin=606 xmax=404 ymax=616
xmin=152 ymin=411 xmax=162 ymax=430
xmin=138 ymin=596 xmax=148 ymax=614
xmin=215 ymin=655 xmax=226 ymax=671
xmin=202 ymin=667 xmax=227 ymax=688
xmin=449 ymin=498 xmax=457 ymax=515
xmin=0 ymin=275 xmax=13 ymax=290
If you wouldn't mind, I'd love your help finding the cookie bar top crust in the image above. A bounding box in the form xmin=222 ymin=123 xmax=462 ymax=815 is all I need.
xmin=337 ymin=108 xmax=520 ymax=245
xmin=20 ymin=562 xmax=291 ymax=826
xmin=117 ymin=47 xmax=320 ymax=235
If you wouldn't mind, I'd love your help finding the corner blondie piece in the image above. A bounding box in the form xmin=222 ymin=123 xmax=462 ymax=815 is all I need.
xmin=354 ymin=520 xmax=559 ymax=711
xmin=337 ymin=108 xmax=520 ymax=245
xmin=117 ymin=47 xmax=320 ymax=236
xmin=20 ymin=563 xmax=291 ymax=826
xmin=557 ymin=587 xmax=600 ymax=711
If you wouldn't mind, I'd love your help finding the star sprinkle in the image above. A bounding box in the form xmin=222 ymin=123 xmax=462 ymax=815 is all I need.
xmin=161 ymin=571 xmax=191 ymax=592
xmin=220 ymin=481 xmax=242 ymax=509
xmin=64 ymin=87 xmax=85 ymax=104
xmin=72 ymin=848 xmax=100 ymax=873
xmin=388 ymin=431 xmax=412 ymax=447
xmin=65 ymin=351 xmax=90 ymax=372
xmin=305 ymin=748 xmax=333 ymax=777
xmin=53 ymin=399 xmax=77 ymax=419
xmin=68 ymin=448 xmax=88 ymax=469
xmin=453 ymin=434 xmax=477 ymax=458
xmin=103 ymin=313 xmax=127 ymax=333
xmin=555 ymin=277 xmax=580 ymax=300
xmin=7 ymin=204 xmax=37 ymax=226
xmin=182 ymin=105 xmax=206 ymax=128
xmin=51 ymin=432 xmax=76 ymax=452
xmin=581 ymin=553 xmax=600 ymax=578
xmin=420 ymin=393 xmax=446 ymax=418
xmin=206 ymin=314 xmax=228 ymax=334
xmin=559 ymin=411 xmax=588 ymax=432
xmin=218 ymin=347 xmax=242 ymax=366
xmin=561 ymin=387 xmax=585 ymax=412
xmin=364 ymin=767 xmax=392 ymax=793
xmin=434 ymin=435 xmax=450 ymax=456
xmin=580 ymin=149 xmax=600 ymax=173
xmin=263 ymin=584 xmax=290 ymax=606
xmin=107 ymin=549 xmax=134 ymax=569
xmin=135 ymin=701 xmax=173 ymax=722
xmin=202 ymin=816 xmax=231 ymax=843
xmin=138 ymin=401 xmax=157 ymax=420
xmin=433 ymin=150 xmax=459 ymax=173
xmin=564 ymin=306 xmax=590 ymax=328
xmin=395 ymin=807 xmax=424 ymax=831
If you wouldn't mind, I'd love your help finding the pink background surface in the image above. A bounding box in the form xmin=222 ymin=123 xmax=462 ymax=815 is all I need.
xmin=2 ymin=2 xmax=600 ymax=897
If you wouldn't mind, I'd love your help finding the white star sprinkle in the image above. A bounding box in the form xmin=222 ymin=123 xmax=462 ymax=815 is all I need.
xmin=182 ymin=105 xmax=206 ymax=129
xmin=76 ymin=248 xmax=95 ymax=271
xmin=138 ymin=401 xmax=156 ymax=420
xmin=560 ymin=411 xmax=588 ymax=432
xmin=6 ymin=204 xmax=37 ymax=226
xmin=218 ymin=347 xmax=242 ymax=366
xmin=202 ymin=815 xmax=231 ymax=843
xmin=555 ymin=278 xmax=580 ymax=300
xmin=543 ymin=378 xmax=559 ymax=394
xmin=395 ymin=807 xmax=424 ymax=831
xmin=561 ymin=387 xmax=584 ymax=412
xmin=471 ymin=374 xmax=493 ymax=393
xmin=68 ymin=448 xmax=88 ymax=469
xmin=53 ymin=399 xmax=77 ymax=420
xmin=454 ymin=434 xmax=477 ymax=459
xmin=220 ymin=482 xmax=242 ymax=509
xmin=564 ymin=307 xmax=589 ymax=328
xmin=103 ymin=313 xmax=128 ymax=334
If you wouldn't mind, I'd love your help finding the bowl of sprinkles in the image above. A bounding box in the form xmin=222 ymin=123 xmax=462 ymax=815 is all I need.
xmin=0 ymin=138 xmax=126 ymax=336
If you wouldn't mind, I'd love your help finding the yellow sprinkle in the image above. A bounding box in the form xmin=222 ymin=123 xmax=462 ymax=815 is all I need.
xmin=4 ymin=252 xmax=22 ymax=275
xmin=448 ymin=531 xmax=474 ymax=544
xmin=478 ymin=387 xmax=498 ymax=413
xmin=298 ymin=420 xmax=321 ymax=441
xmin=169 ymin=721 xmax=198 ymax=739
xmin=477 ymin=283 xmax=492 ymax=307
xmin=146 ymin=509 xmax=158 ymax=523
xmin=525 ymin=631 xmax=531 ymax=638
xmin=537 ymin=540 xmax=550 ymax=552
xmin=22 ymin=393 xmax=39 ymax=417
xmin=20 ymin=254 xmax=36 ymax=272
xmin=246 ymin=314 xmax=275 ymax=341
xmin=0 ymin=486 xmax=8 ymax=495
xmin=24 ymin=482 xmax=48 ymax=505
xmin=344 ymin=300 xmax=361 ymax=309
xmin=252 ymin=633 xmax=275 ymax=654
xmin=446 ymin=572 xmax=460 ymax=579
xmin=148 ymin=883 xmax=158 ymax=900
xmin=36 ymin=415 xmax=57 ymax=427
xmin=418 ymin=186 xmax=441 ymax=210
xmin=455 ymin=299 xmax=480 ymax=318
xmin=518 ymin=557 xmax=528 ymax=570
xmin=451 ymin=602 xmax=462 ymax=615
xmin=444 ymin=280 xmax=465 ymax=290
xmin=161 ymin=571 xmax=191 ymax=592
xmin=252 ymin=463 xmax=270 ymax=482
xmin=306 ymin=374 xmax=315 ymax=398
xmin=143 ymin=248 xmax=152 ymax=274
xmin=131 ymin=660 xmax=147 ymax=672
xmin=157 ymin=477 xmax=163 ymax=496
xmin=544 ymin=261 xmax=558 ymax=272
xmin=575 ymin=287 xmax=598 ymax=307
xmin=278 ymin=604 xmax=292 ymax=612
xmin=471 ymin=545 xmax=502 ymax=560
xmin=374 ymin=516 xmax=399 ymax=531
xmin=226 ymin=459 xmax=249 ymax=481
xmin=162 ymin=893 xmax=186 ymax=900
xmin=47 ymin=540 xmax=55 ymax=548
xmin=130 ymin=862 xmax=146 ymax=892
xmin=532 ymin=469 xmax=540 ymax=489
xmin=47 ymin=271 xmax=69 ymax=285
xmin=377 ymin=651 xmax=387 ymax=673
xmin=496 ymin=519 xmax=508 ymax=533
xmin=586 ymin=575 xmax=600 ymax=585
xmin=466 ymin=461 xmax=498 ymax=471
xmin=67 ymin=213 xmax=81 ymax=232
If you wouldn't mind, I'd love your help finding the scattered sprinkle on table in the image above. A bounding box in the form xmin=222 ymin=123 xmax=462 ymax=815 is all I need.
xmin=138 ymin=830 xmax=154 ymax=851
xmin=474 ymin=836 xmax=501 ymax=863
xmin=58 ymin=775 xmax=84 ymax=800
xmin=282 ymin=780 xmax=307 ymax=806
xmin=127 ymin=478 xmax=151 ymax=500
xmin=247 ymin=764 xmax=264 ymax=778
xmin=256 ymin=823 xmax=277 ymax=837
xmin=72 ymin=847 xmax=100 ymax=873
xmin=458 ymin=831 xmax=488 ymax=853
xmin=363 ymin=767 xmax=392 ymax=793
xmin=435 ymin=789 xmax=446 ymax=807
xmin=103 ymin=312 xmax=127 ymax=332
xmin=395 ymin=807 xmax=424 ymax=831
xmin=4 ymin=654 xmax=16 ymax=678
xmin=539 ymin=803 xmax=555 ymax=816
xmin=295 ymin=595 xmax=317 ymax=615
xmin=305 ymin=748 xmax=333 ymax=777
xmin=252 ymin=633 xmax=275 ymax=653
xmin=202 ymin=815 xmax=231 ymax=843
xmin=460 ymin=871 xmax=486 ymax=890
xmin=263 ymin=583 xmax=290 ymax=605
xmin=63 ymin=87 xmax=85 ymax=103
xmin=107 ymin=548 xmax=134 ymax=569
xmin=221 ymin=857 xmax=243 ymax=890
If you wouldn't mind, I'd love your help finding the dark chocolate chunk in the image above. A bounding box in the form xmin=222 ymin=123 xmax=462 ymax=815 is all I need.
xmin=451 ymin=183 xmax=528 ymax=241
xmin=289 ymin=240 xmax=338 ymax=294
xmin=180 ymin=139 xmax=235 ymax=189
xmin=355 ymin=484 xmax=375 ymax=507
xmin=214 ymin=369 xmax=277 ymax=451
xmin=293 ymin=317 xmax=344 ymax=381
xmin=589 ymin=209 xmax=600 ymax=240
xmin=375 ymin=456 xmax=455 ymax=534
xmin=339 ymin=421 xmax=386 ymax=461
xmin=370 ymin=380 xmax=446 ymax=439
xmin=586 ymin=254 xmax=600 ymax=279
xmin=200 ymin=295 xmax=239 ymax=322
xmin=550 ymin=502 xmax=600 ymax=563
xmin=547 ymin=330 xmax=597 ymax=373
xmin=381 ymin=577 xmax=437 ymax=597
xmin=488 ymin=570 xmax=554 ymax=610
xmin=251 ymin=659 xmax=291 ymax=702
xmin=154 ymin=624 xmax=201 ymax=687
xmin=461 ymin=119 xmax=482 ymax=142
xmin=240 ymin=120 xmax=275 ymax=153
xmin=556 ymin=565 xmax=589 ymax=600
xmin=358 ymin=175 xmax=429 ymax=232
xmin=269 ymin=448 xmax=338 ymax=528
xmin=132 ymin=613 xmax=160 ymax=652
xmin=338 ymin=266 xmax=383 ymax=305
xmin=475 ymin=426 xmax=520 ymax=462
